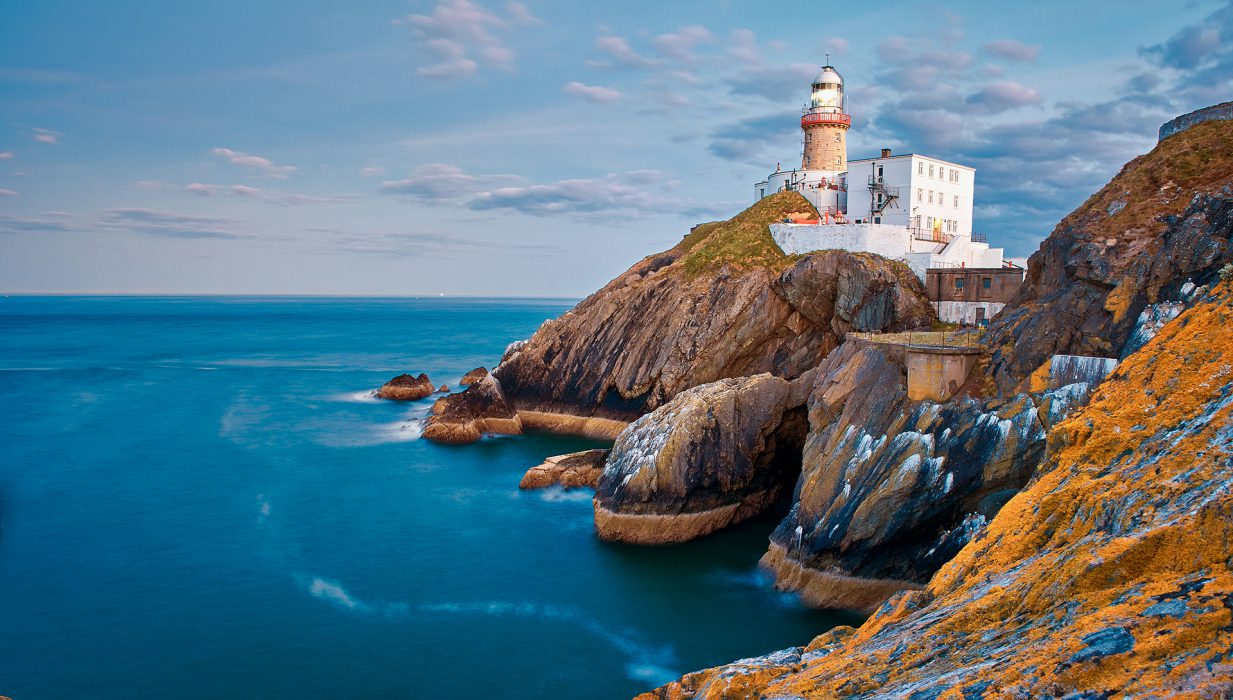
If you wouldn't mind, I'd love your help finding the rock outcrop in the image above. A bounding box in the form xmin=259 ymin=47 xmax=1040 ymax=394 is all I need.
xmin=459 ymin=367 xmax=488 ymax=386
xmin=436 ymin=384 xmax=449 ymax=393
xmin=594 ymin=372 xmax=813 ymax=545
xmin=421 ymin=375 xmax=521 ymax=444
xmin=519 ymin=449 xmax=609 ymax=490
xmin=425 ymin=192 xmax=934 ymax=444
xmin=644 ymin=279 xmax=1233 ymax=700
xmin=760 ymin=339 xmax=1093 ymax=611
xmin=375 ymin=373 xmax=435 ymax=401
xmin=984 ymin=120 xmax=1233 ymax=394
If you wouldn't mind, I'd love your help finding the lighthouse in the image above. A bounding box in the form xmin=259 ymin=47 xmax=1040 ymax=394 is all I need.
xmin=801 ymin=64 xmax=850 ymax=172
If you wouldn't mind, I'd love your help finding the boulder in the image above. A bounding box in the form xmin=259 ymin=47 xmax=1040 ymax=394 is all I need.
xmin=436 ymin=384 xmax=449 ymax=393
xmin=459 ymin=367 xmax=488 ymax=386
xmin=519 ymin=449 xmax=610 ymax=489
xmin=593 ymin=372 xmax=813 ymax=544
xmin=375 ymin=373 xmax=435 ymax=401
xmin=422 ymin=375 xmax=521 ymax=444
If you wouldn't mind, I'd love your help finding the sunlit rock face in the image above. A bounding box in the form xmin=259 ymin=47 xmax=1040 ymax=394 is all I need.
xmin=760 ymin=340 xmax=1092 ymax=611
xmin=983 ymin=121 xmax=1233 ymax=394
xmin=644 ymin=281 xmax=1233 ymax=700
xmin=593 ymin=372 xmax=813 ymax=545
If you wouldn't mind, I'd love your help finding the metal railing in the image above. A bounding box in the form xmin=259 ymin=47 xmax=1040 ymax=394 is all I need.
xmin=907 ymin=227 xmax=953 ymax=243
xmin=972 ymin=232 xmax=988 ymax=243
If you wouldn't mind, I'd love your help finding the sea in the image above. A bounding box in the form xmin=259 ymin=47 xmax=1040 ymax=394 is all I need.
xmin=0 ymin=296 xmax=862 ymax=699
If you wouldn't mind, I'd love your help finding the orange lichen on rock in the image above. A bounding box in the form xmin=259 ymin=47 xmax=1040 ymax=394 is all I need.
xmin=643 ymin=281 xmax=1233 ymax=699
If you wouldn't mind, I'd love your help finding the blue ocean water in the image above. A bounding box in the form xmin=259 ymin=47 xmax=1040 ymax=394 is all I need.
xmin=0 ymin=296 xmax=860 ymax=699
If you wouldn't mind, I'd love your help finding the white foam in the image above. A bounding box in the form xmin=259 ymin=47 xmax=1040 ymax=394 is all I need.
xmin=331 ymin=389 xmax=382 ymax=404
xmin=536 ymin=486 xmax=594 ymax=503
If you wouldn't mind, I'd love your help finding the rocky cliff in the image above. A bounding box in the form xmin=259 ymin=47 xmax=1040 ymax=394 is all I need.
xmin=984 ymin=119 xmax=1233 ymax=393
xmin=644 ymin=277 xmax=1233 ymax=699
xmin=426 ymin=191 xmax=934 ymax=442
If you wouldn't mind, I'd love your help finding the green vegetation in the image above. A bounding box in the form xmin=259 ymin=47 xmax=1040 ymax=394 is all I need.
xmin=675 ymin=190 xmax=818 ymax=276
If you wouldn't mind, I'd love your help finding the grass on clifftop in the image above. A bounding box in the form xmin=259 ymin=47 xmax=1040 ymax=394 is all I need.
xmin=675 ymin=190 xmax=818 ymax=276
xmin=1068 ymin=119 xmax=1233 ymax=241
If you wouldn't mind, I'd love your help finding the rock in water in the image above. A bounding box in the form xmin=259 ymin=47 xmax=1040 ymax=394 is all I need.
xmin=643 ymin=278 xmax=1233 ymax=700
xmin=594 ymin=372 xmax=813 ymax=544
xmin=519 ymin=449 xmax=609 ymax=489
xmin=983 ymin=120 xmax=1233 ymax=393
xmin=422 ymin=375 xmax=521 ymax=444
xmin=375 ymin=373 xmax=435 ymax=401
xmin=436 ymin=384 xmax=449 ymax=393
xmin=459 ymin=367 xmax=488 ymax=386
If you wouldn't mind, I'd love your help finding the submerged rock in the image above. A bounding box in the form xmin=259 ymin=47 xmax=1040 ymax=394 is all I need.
xmin=459 ymin=367 xmax=488 ymax=386
xmin=375 ymin=373 xmax=435 ymax=401
xmin=594 ymin=372 xmax=812 ymax=544
xmin=422 ymin=375 xmax=521 ymax=444
xmin=645 ymin=278 xmax=1233 ymax=700
xmin=519 ymin=449 xmax=609 ymax=490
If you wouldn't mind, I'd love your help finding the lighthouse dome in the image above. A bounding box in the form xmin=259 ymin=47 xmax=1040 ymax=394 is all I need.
xmin=812 ymin=66 xmax=844 ymax=87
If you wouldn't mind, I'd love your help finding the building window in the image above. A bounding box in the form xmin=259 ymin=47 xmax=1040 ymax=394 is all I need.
xmin=918 ymin=162 xmax=924 ymax=175
xmin=929 ymin=164 xmax=935 ymax=178
xmin=928 ymin=190 xmax=934 ymax=203
xmin=954 ymin=195 xmax=959 ymax=208
xmin=917 ymin=188 xmax=923 ymax=202
xmin=982 ymin=277 xmax=992 ymax=289
xmin=955 ymin=278 xmax=964 ymax=290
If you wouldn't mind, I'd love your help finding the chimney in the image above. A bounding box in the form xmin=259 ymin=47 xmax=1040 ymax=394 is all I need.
xmin=881 ymin=148 xmax=892 ymax=158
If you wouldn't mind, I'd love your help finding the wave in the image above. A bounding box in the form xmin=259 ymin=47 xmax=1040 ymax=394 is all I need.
xmin=295 ymin=575 xmax=679 ymax=686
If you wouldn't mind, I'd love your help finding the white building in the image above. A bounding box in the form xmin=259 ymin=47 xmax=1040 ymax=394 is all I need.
xmin=754 ymin=63 xmax=1007 ymax=281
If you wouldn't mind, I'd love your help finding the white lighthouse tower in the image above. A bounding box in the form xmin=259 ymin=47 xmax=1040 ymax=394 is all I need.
xmin=753 ymin=61 xmax=850 ymax=219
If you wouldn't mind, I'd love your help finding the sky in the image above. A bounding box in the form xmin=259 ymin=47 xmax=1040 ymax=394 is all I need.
xmin=1 ymin=0 xmax=1232 ymax=296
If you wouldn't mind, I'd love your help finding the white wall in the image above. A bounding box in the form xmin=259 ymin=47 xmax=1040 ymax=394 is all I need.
xmin=935 ymin=301 xmax=1006 ymax=325
xmin=756 ymin=168 xmax=845 ymax=214
xmin=905 ymin=156 xmax=975 ymax=238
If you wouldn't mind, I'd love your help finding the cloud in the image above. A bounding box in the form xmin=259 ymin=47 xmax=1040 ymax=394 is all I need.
xmin=323 ymin=229 xmax=562 ymax=259
xmin=397 ymin=0 xmax=538 ymax=79
xmin=965 ymin=80 xmax=1043 ymax=114
xmin=0 ymin=215 xmax=75 ymax=234
xmin=0 ymin=188 xmax=18 ymax=197
xmin=982 ymin=39 xmax=1041 ymax=63
xmin=380 ymin=163 xmax=523 ymax=203
xmin=707 ymin=110 xmax=799 ymax=163
xmin=183 ymin=182 xmax=358 ymax=205
xmin=652 ymin=25 xmax=714 ymax=64
xmin=592 ymin=35 xmax=657 ymax=69
xmin=360 ymin=166 xmax=385 ymax=177
xmin=210 ymin=147 xmax=297 ymax=178
xmin=33 ymin=128 xmax=60 ymax=144
xmin=100 ymin=208 xmax=243 ymax=239
xmin=469 ymin=169 xmax=716 ymax=218
xmin=561 ymin=81 xmax=622 ymax=104
xmin=725 ymin=63 xmax=817 ymax=101
xmin=0 ymin=151 xmax=12 ymax=160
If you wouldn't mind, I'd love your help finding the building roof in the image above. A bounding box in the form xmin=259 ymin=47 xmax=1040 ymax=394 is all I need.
xmin=849 ymin=153 xmax=976 ymax=171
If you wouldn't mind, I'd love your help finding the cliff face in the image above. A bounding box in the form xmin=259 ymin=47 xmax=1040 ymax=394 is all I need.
xmin=427 ymin=191 xmax=934 ymax=441
xmin=644 ymin=279 xmax=1233 ymax=699
xmin=757 ymin=339 xmax=1091 ymax=611
xmin=984 ymin=120 xmax=1233 ymax=393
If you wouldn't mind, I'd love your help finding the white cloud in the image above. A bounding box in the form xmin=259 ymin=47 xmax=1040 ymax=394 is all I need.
xmin=965 ymin=80 xmax=1043 ymax=114
xmin=360 ymin=166 xmax=386 ymax=177
xmin=210 ymin=147 xmax=297 ymax=178
xmin=983 ymin=39 xmax=1042 ymax=63
xmin=396 ymin=0 xmax=538 ymax=79
xmin=0 ymin=151 xmax=13 ymax=160
xmin=652 ymin=25 xmax=714 ymax=63
xmin=561 ymin=81 xmax=622 ymax=104
xmin=380 ymin=163 xmax=523 ymax=202
xmin=593 ymin=35 xmax=657 ymax=69
xmin=33 ymin=128 xmax=60 ymax=144
xmin=0 ymin=188 xmax=18 ymax=197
